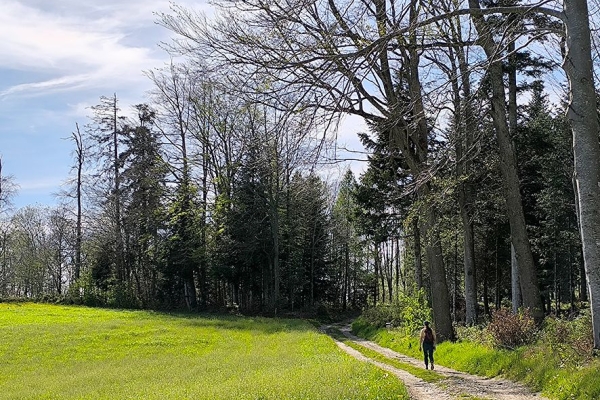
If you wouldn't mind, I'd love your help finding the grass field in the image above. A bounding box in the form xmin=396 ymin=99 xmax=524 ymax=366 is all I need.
xmin=0 ymin=303 xmax=408 ymax=399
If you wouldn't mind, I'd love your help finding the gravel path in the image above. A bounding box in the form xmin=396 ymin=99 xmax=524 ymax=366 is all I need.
xmin=328 ymin=325 xmax=549 ymax=400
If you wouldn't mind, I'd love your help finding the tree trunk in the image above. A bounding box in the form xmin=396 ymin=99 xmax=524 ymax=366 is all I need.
xmin=455 ymin=39 xmax=478 ymax=326
xmin=73 ymin=124 xmax=84 ymax=282
xmin=507 ymin=41 xmax=522 ymax=315
xmin=511 ymin=244 xmax=522 ymax=313
xmin=343 ymin=236 xmax=349 ymax=311
xmin=413 ymin=217 xmax=423 ymax=289
xmin=468 ymin=1 xmax=543 ymax=321
xmin=483 ymin=263 xmax=490 ymax=316
xmin=562 ymin=0 xmax=600 ymax=348
xmin=374 ymin=244 xmax=380 ymax=305
xmin=495 ymin=234 xmax=502 ymax=310
xmin=422 ymin=205 xmax=454 ymax=341
xmin=111 ymin=94 xmax=125 ymax=284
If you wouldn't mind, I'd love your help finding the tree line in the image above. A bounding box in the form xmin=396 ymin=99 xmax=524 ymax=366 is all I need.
xmin=1 ymin=0 xmax=600 ymax=348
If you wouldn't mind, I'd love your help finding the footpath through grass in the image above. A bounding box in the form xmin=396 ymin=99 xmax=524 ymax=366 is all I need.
xmin=326 ymin=327 xmax=444 ymax=383
xmin=352 ymin=318 xmax=600 ymax=400
xmin=0 ymin=303 xmax=409 ymax=399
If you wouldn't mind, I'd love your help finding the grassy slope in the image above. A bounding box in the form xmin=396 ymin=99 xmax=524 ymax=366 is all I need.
xmin=0 ymin=303 xmax=409 ymax=400
xmin=352 ymin=320 xmax=600 ymax=400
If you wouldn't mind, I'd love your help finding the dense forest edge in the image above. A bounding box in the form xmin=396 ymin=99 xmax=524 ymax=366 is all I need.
xmin=1 ymin=0 xmax=600 ymax=396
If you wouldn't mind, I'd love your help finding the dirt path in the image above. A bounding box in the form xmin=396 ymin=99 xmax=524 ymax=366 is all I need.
xmin=327 ymin=325 xmax=549 ymax=400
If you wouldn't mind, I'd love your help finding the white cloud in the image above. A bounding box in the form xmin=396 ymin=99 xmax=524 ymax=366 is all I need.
xmin=0 ymin=73 xmax=92 ymax=97
xmin=0 ymin=0 xmax=209 ymax=99
xmin=18 ymin=176 xmax=63 ymax=192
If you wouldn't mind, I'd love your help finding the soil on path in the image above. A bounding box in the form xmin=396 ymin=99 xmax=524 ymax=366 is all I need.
xmin=327 ymin=325 xmax=549 ymax=400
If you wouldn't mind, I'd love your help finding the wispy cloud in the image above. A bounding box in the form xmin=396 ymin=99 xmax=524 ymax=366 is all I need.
xmin=0 ymin=1 xmax=195 ymax=98
xmin=0 ymin=74 xmax=93 ymax=98
xmin=18 ymin=176 xmax=64 ymax=192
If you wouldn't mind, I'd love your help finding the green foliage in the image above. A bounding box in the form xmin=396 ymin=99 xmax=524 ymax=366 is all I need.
xmin=455 ymin=324 xmax=493 ymax=346
xmin=539 ymin=310 xmax=594 ymax=367
xmin=0 ymin=303 xmax=408 ymax=399
xmin=485 ymin=308 xmax=538 ymax=349
xmin=355 ymin=288 xmax=432 ymax=336
xmin=65 ymin=271 xmax=104 ymax=307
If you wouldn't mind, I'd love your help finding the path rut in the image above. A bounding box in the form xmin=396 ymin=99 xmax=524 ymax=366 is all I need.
xmin=328 ymin=325 xmax=548 ymax=400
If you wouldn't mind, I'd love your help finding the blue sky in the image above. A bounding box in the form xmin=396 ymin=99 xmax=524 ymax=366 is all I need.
xmin=0 ymin=0 xmax=209 ymax=209
xmin=0 ymin=0 xmax=366 ymax=210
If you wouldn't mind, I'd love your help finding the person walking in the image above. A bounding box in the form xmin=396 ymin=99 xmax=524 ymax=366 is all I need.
xmin=419 ymin=321 xmax=436 ymax=370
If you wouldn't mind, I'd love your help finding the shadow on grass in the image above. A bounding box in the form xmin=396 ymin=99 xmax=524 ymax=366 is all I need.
xmin=150 ymin=310 xmax=318 ymax=335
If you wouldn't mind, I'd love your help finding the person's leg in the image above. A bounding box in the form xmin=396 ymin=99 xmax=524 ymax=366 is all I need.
xmin=423 ymin=349 xmax=428 ymax=369
xmin=429 ymin=348 xmax=435 ymax=370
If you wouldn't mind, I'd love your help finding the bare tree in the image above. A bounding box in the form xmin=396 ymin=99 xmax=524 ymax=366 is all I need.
xmin=71 ymin=124 xmax=85 ymax=281
xmin=0 ymin=157 xmax=17 ymax=215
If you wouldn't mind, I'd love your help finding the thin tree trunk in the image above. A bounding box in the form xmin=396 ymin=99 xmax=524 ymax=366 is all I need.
xmin=507 ymin=41 xmax=522 ymax=315
xmin=374 ymin=243 xmax=379 ymax=305
xmin=73 ymin=124 xmax=84 ymax=281
xmin=483 ymin=262 xmax=490 ymax=317
xmin=495 ymin=234 xmax=502 ymax=310
xmin=453 ymin=232 xmax=458 ymax=323
xmin=110 ymin=94 xmax=126 ymax=285
xmin=343 ymin=223 xmax=349 ymax=310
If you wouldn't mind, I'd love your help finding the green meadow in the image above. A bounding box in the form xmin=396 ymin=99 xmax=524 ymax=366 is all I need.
xmin=0 ymin=303 xmax=407 ymax=399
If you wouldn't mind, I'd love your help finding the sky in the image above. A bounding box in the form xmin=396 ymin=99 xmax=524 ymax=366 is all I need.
xmin=0 ymin=0 xmax=369 ymax=210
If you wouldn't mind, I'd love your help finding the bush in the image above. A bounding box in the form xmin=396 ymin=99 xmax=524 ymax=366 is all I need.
xmin=485 ymin=307 xmax=537 ymax=349
xmin=455 ymin=323 xmax=493 ymax=346
xmin=540 ymin=310 xmax=594 ymax=366
xmin=358 ymin=289 xmax=432 ymax=336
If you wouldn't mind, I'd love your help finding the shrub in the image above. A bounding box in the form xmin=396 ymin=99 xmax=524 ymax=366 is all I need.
xmin=358 ymin=288 xmax=431 ymax=336
xmin=455 ymin=323 xmax=494 ymax=346
xmin=485 ymin=307 xmax=537 ymax=349
xmin=541 ymin=310 xmax=594 ymax=366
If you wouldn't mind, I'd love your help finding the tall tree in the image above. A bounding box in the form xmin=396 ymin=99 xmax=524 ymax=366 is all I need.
xmin=561 ymin=0 xmax=600 ymax=349
xmin=120 ymin=105 xmax=168 ymax=307
xmin=86 ymin=94 xmax=127 ymax=286
xmin=467 ymin=0 xmax=544 ymax=321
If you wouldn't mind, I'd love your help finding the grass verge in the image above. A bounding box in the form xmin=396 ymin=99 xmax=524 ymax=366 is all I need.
xmin=352 ymin=318 xmax=600 ymax=400
xmin=0 ymin=303 xmax=409 ymax=399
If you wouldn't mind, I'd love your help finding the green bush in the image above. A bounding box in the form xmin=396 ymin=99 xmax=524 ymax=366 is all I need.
xmin=540 ymin=310 xmax=593 ymax=367
xmin=454 ymin=323 xmax=493 ymax=346
xmin=357 ymin=289 xmax=432 ymax=336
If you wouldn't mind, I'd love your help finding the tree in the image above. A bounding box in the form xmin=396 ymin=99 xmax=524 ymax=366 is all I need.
xmin=467 ymin=0 xmax=544 ymax=321
xmin=158 ymin=0 xmax=455 ymax=340
xmin=561 ymin=0 xmax=600 ymax=349
xmin=86 ymin=95 xmax=127 ymax=285
xmin=64 ymin=124 xmax=86 ymax=282
xmin=120 ymin=105 xmax=168 ymax=307
xmin=0 ymin=157 xmax=17 ymax=215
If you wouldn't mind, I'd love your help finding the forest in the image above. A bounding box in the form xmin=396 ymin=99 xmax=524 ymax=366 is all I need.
xmin=1 ymin=0 xmax=599 ymax=348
